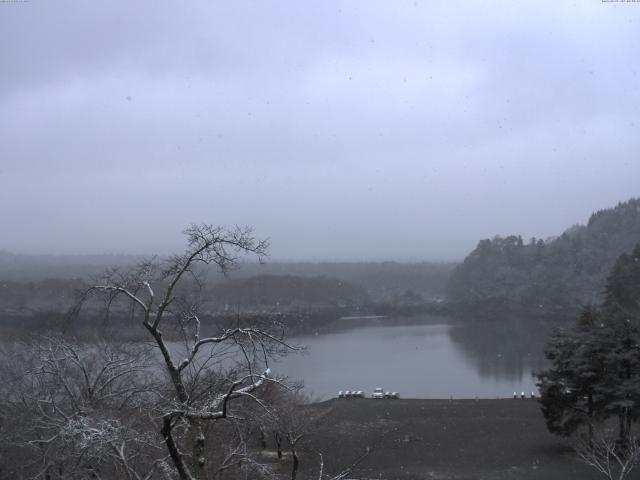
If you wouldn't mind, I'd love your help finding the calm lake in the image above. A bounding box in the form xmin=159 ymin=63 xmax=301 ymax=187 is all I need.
xmin=272 ymin=320 xmax=543 ymax=400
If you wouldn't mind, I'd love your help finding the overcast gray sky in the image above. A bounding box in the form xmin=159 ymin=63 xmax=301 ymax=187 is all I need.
xmin=1 ymin=1 xmax=639 ymax=261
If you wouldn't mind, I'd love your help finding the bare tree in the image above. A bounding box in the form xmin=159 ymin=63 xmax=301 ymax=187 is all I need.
xmin=0 ymin=336 xmax=160 ymax=480
xmin=255 ymin=386 xmax=310 ymax=480
xmin=0 ymin=225 xmax=374 ymax=480
xmin=81 ymin=224 xmax=294 ymax=480
xmin=574 ymin=428 xmax=640 ymax=480
xmin=316 ymin=448 xmax=373 ymax=480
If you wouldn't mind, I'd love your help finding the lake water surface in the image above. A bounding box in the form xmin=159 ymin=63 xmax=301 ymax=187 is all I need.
xmin=272 ymin=321 xmax=541 ymax=400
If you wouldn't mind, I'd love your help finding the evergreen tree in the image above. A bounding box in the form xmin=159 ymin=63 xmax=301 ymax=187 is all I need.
xmin=596 ymin=306 xmax=640 ymax=444
xmin=537 ymin=243 xmax=640 ymax=442
xmin=605 ymin=243 xmax=640 ymax=314
xmin=601 ymin=244 xmax=640 ymax=442
xmin=537 ymin=306 xmax=605 ymax=437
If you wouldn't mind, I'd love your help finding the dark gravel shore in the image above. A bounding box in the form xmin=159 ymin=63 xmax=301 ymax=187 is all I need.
xmin=298 ymin=398 xmax=601 ymax=480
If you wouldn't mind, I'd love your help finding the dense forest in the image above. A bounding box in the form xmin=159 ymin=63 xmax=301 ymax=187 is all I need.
xmin=447 ymin=198 xmax=640 ymax=320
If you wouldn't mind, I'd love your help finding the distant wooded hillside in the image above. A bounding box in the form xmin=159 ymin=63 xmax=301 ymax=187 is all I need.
xmin=447 ymin=198 xmax=640 ymax=319
xmin=0 ymin=252 xmax=145 ymax=281
xmin=205 ymin=274 xmax=370 ymax=311
xmin=0 ymin=257 xmax=454 ymax=325
xmin=0 ymin=252 xmax=454 ymax=304
xmin=209 ymin=261 xmax=455 ymax=303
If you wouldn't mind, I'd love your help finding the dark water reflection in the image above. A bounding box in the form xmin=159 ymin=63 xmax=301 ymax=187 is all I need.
xmin=448 ymin=321 xmax=549 ymax=383
xmin=273 ymin=316 xmax=547 ymax=400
